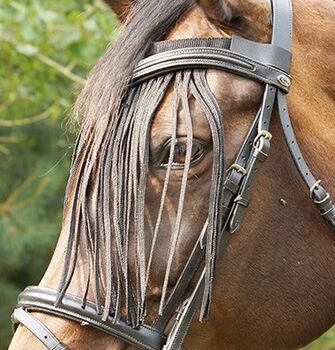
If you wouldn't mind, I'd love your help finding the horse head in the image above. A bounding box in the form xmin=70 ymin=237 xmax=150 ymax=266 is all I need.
xmin=9 ymin=0 xmax=335 ymax=349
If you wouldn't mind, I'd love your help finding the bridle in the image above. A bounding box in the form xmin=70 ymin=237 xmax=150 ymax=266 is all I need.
xmin=12 ymin=0 xmax=335 ymax=349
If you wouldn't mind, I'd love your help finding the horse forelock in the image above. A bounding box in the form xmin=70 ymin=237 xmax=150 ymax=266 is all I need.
xmin=71 ymin=0 xmax=196 ymax=129
xmin=58 ymin=0 xmax=196 ymax=319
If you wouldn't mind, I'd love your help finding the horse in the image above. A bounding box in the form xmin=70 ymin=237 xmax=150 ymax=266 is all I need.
xmin=9 ymin=0 xmax=335 ymax=349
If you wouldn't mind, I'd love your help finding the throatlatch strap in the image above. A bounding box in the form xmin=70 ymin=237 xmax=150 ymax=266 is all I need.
xmin=277 ymin=91 xmax=335 ymax=227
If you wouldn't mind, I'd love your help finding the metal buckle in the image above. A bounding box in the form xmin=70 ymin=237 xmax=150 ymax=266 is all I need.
xmin=253 ymin=130 xmax=273 ymax=147
xmin=226 ymin=163 xmax=247 ymax=176
xmin=253 ymin=130 xmax=272 ymax=158
xmin=314 ymin=192 xmax=330 ymax=205
xmin=310 ymin=180 xmax=322 ymax=199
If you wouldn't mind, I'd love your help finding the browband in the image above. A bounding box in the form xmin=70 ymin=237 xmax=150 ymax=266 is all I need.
xmin=133 ymin=35 xmax=292 ymax=92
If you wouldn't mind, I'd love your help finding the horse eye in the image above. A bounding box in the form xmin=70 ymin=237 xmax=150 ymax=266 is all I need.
xmin=159 ymin=138 xmax=205 ymax=169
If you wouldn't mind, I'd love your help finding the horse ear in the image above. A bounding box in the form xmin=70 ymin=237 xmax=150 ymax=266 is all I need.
xmin=103 ymin=0 xmax=132 ymax=22
xmin=198 ymin=0 xmax=234 ymax=27
xmin=198 ymin=0 xmax=271 ymax=42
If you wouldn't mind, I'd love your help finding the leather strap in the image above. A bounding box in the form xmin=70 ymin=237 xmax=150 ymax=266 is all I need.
xmin=229 ymin=84 xmax=277 ymax=232
xmin=230 ymin=35 xmax=291 ymax=72
xmin=163 ymin=271 xmax=205 ymax=350
xmin=133 ymin=46 xmax=292 ymax=92
xmin=277 ymin=91 xmax=335 ymax=228
xmin=15 ymin=286 xmax=167 ymax=350
xmin=12 ymin=308 xmax=67 ymax=350
xmin=271 ymin=0 xmax=293 ymax=51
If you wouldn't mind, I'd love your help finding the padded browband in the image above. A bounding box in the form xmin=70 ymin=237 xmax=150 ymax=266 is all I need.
xmin=133 ymin=35 xmax=292 ymax=92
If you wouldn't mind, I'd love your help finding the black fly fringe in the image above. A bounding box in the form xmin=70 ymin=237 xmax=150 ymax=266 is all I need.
xmin=191 ymin=71 xmax=225 ymax=320
xmin=57 ymin=69 xmax=224 ymax=325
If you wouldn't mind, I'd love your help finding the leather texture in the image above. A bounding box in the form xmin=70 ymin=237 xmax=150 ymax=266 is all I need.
xmin=12 ymin=308 xmax=67 ymax=350
xmin=230 ymin=35 xmax=292 ymax=72
xmin=16 ymin=287 xmax=167 ymax=350
xmin=133 ymin=46 xmax=292 ymax=92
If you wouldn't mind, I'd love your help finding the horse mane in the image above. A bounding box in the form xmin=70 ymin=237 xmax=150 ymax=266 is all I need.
xmin=57 ymin=0 xmax=225 ymax=326
xmin=72 ymin=0 xmax=196 ymax=129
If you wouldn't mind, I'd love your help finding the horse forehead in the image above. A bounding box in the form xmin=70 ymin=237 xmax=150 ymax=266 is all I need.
xmin=150 ymin=0 xmax=270 ymax=140
xmin=166 ymin=5 xmax=225 ymax=40
xmin=169 ymin=0 xmax=271 ymax=30
xmin=151 ymin=7 xmax=221 ymax=142
xmin=226 ymin=0 xmax=270 ymax=11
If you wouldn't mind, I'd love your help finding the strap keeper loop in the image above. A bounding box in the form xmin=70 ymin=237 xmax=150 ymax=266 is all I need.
xmin=310 ymin=183 xmax=335 ymax=227
xmin=234 ymin=195 xmax=249 ymax=207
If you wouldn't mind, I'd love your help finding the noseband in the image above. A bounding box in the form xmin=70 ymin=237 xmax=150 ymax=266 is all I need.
xmin=12 ymin=0 xmax=335 ymax=349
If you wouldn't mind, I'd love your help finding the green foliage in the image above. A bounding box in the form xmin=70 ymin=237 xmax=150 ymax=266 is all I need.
xmin=0 ymin=0 xmax=333 ymax=349
xmin=306 ymin=328 xmax=335 ymax=350
xmin=0 ymin=0 xmax=118 ymax=347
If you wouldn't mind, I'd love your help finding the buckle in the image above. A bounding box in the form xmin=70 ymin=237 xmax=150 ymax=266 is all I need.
xmin=310 ymin=181 xmax=335 ymax=224
xmin=226 ymin=163 xmax=247 ymax=176
xmin=310 ymin=180 xmax=322 ymax=199
xmin=253 ymin=130 xmax=273 ymax=147
xmin=253 ymin=130 xmax=272 ymax=160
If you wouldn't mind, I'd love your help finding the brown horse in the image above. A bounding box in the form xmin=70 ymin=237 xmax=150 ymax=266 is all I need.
xmin=9 ymin=0 xmax=335 ymax=349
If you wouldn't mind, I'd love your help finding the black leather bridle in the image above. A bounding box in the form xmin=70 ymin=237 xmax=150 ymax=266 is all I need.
xmin=12 ymin=0 xmax=335 ymax=349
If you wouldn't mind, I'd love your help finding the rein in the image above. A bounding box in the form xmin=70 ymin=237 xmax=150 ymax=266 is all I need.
xmin=12 ymin=0 xmax=335 ymax=349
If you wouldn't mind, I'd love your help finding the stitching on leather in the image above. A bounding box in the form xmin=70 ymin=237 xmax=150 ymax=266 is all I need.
xmin=135 ymin=60 xmax=285 ymax=91
xmin=136 ymin=47 xmax=289 ymax=74
xmin=23 ymin=304 xmax=159 ymax=350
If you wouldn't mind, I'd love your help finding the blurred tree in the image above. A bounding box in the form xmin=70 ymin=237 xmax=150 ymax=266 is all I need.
xmin=0 ymin=0 xmax=118 ymax=347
